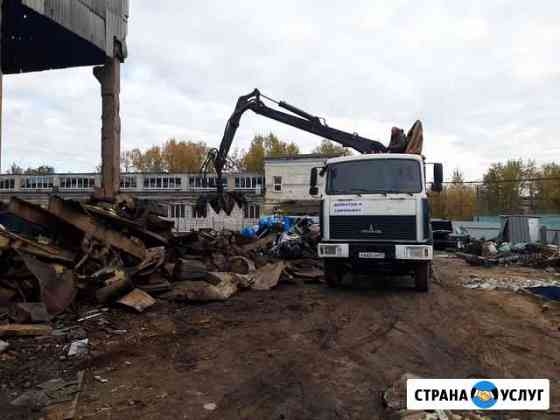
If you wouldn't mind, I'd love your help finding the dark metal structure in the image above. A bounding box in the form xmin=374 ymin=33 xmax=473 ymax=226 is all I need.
xmin=202 ymin=89 xmax=388 ymax=191
xmin=1 ymin=0 xmax=129 ymax=198
xmin=2 ymin=0 xmax=128 ymax=73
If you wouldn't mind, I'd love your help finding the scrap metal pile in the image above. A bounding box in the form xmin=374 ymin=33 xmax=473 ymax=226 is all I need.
xmin=0 ymin=196 xmax=322 ymax=332
xmin=457 ymin=239 xmax=560 ymax=271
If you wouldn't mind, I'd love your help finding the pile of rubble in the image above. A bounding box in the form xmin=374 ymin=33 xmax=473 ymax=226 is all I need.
xmin=0 ymin=196 xmax=323 ymax=334
xmin=462 ymin=274 xmax=560 ymax=292
xmin=457 ymin=240 xmax=560 ymax=271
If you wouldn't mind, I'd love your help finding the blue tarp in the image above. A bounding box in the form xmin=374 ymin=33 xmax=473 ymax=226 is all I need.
xmin=240 ymin=215 xmax=298 ymax=238
xmin=527 ymin=287 xmax=560 ymax=301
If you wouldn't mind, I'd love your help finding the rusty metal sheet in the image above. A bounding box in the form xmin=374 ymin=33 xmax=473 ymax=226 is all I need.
xmin=7 ymin=198 xmax=84 ymax=247
xmin=82 ymin=205 xmax=169 ymax=247
xmin=0 ymin=229 xmax=76 ymax=263
xmin=8 ymin=197 xmax=55 ymax=227
xmin=0 ymin=324 xmax=52 ymax=337
xmin=118 ymin=289 xmax=156 ymax=313
xmin=48 ymin=196 xmax=146 ymax=260
xmin=19 ymin=253 xmax=76 ymax=316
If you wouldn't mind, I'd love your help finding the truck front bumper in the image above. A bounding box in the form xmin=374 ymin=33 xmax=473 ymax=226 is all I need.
xmin=318 ymin=242 xmax=433 ymax=261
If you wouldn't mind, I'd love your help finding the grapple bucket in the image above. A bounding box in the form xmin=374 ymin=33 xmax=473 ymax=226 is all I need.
xmin=195 ymin=191 xmax=248 ymax=216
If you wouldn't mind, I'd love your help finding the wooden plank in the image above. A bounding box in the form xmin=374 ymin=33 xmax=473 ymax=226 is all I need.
xmin=0 ymin=324 xmax=53 ymax=337
xmin=48 ymin=196 xmax=145 ymax=259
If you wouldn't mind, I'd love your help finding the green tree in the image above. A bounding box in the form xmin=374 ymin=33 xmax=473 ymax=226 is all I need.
xmin=312 ymin=139 xmax=352 ymax=156
xmin=241 ymin=133 xmax=300 ymax=173
xmin=429 ymin=169 xmax=476 ymax=220
xmin=482 ymin=160 xmax=525 ymax=214
xmin=446 ymin=169 xmax=476 ymax=220
xmin=536 ymin=163 xmax=560 ymax=213
xmin=241 ymin=136 xmax=266 ymax=173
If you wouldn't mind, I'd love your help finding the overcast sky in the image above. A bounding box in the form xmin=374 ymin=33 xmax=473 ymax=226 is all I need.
xmin=4 ymin=0 xmax=560 ymax=180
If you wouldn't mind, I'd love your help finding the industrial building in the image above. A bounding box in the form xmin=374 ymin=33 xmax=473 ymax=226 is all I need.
xmin=0 ymin=171 xmax=265 ymax=232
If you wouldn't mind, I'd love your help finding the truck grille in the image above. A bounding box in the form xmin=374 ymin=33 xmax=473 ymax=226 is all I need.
xmin=329 ymin=216 xmax=417 ymax=241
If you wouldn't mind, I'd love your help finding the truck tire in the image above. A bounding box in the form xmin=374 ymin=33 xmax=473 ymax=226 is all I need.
xmin=414 ymin=262 xmax=431 ymax=292
xmin=324 ymin=261 xmax=343 ymax=288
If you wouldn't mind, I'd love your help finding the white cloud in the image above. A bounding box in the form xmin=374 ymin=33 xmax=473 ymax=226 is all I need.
xmin=3 ymin=0 xmax=560 ymax=179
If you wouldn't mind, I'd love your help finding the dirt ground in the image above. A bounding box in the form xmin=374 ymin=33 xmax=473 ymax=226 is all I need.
xmin=1 ymin=255 xmax=559 ymax=420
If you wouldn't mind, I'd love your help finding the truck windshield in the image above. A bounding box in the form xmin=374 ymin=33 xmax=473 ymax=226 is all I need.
xmin=326 ymin=159 xmax=422 ymax=195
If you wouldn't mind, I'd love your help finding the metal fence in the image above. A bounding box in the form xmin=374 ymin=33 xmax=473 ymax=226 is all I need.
xmin=169 ymin=217 xmax=259 ymax=233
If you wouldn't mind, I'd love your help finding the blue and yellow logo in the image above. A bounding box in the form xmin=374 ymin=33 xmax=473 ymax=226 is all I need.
xmin=471 ymin=381 xmax=499 ymax=409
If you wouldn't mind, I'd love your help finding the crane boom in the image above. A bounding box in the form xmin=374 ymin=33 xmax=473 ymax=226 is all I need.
xmin=199 ymin=89 xmax=420 ymax=214
xmin=202 ymin=89 xmax=388 ymax=189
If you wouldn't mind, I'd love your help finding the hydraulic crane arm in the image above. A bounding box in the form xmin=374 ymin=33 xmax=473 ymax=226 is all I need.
xmin=202 ymin=89 xmax=388 ymax=186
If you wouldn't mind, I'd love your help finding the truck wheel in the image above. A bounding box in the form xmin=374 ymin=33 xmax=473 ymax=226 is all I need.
xmin=324 ymin=261 xmax=343 ymax=288
xmin=414 ymin=262 xmax=431 ymax=292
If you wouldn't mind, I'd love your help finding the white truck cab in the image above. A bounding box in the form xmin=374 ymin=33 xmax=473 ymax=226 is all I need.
xmin=310 ymin=153 xmax=443 ymax=291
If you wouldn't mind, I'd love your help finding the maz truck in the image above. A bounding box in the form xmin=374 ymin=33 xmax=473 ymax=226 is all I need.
xmin=311 ymin=154 xmax=443 ymax=292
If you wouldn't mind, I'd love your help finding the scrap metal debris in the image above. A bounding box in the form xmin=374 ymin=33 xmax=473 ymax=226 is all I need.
xmin=67 ymin=338 xmax=89 ymax=357
xmin=458 ymin=240 xmax=560 ymax=271
xmin=462 ymin=275 xmax=560 ymax=292
xmin=118 ymin=288 xmax=156 ymax=312
xmin=0 ymin=196 xmax=323 ymax=351
xmin=251 ymin=262 xmax=286 ymax=291
xmin=11 ymin=371 xmax=85 ymax=414
xmin=10 ymin=302 xmax=53 ymax=323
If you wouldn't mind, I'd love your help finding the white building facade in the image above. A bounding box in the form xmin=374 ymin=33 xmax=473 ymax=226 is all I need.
xmin=264 ymin=154 xmax=339 ymax=214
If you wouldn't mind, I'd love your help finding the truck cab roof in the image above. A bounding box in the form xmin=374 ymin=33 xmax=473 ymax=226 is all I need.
xmin=326 ymin=153 xmax=424 ymax=165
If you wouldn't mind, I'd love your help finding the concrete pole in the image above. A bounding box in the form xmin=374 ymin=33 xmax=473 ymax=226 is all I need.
xmin=93 ymin=55 xmax=121 ymax=200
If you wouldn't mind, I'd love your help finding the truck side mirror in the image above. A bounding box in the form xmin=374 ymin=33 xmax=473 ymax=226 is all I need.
xmin=309 ymin=167 xmax=319 ymax=196
xmin=432 ymin=163 xmax=443 ymax=192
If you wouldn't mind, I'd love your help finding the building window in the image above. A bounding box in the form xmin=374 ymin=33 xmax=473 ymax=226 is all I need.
xmin=22 ymin=176 xmax=54 ymax=190
xmin=244 ymin=204 xmax=260 ymax=219
xmin=143 ymin=176 xmax=182 ymax=190
xmin=235 ymin=176 xmax=260 ymax=190
xmin=191 ymin=176 xmax=221 ymax=190
xmin=120 ymin=175 xmax=137 ymax=190
xmin=170 ymin=204 xmax=186 ymax=218
xmin=60 ymin=176 xmax=95 ymax=190
xmin=191 ymin=206 xmax=206 ymax=219
xmin=0 ymin=178 xmax=16 ymax=190
xmin=274 ymin=176 xmax=282 ymax=192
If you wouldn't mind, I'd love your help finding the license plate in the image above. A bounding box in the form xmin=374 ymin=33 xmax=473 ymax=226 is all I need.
xmin=359 ymin=252 xmax=385 ymax=259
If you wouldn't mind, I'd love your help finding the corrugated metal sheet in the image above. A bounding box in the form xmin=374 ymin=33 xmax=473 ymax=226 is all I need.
xmin=549 ymin=230 xmax=560 ymax=245
xmin=500 ymin=216 xmax=540 ymax=244
xmin=21 ymin=0 xmax=45 ymax=14
xmin=452 ymin=222 xmax=501 ymax=241
xmin=19 ymin=0 xmax=128 ymax=58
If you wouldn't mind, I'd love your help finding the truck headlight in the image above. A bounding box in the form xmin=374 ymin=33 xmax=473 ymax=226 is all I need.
xmin=395 ymin=245 xmax=433 ymax=260
xmin=318 ymin=243 xmax=349 ymax=258
xmin=406 ymin=247 xmax=428 ymax=259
